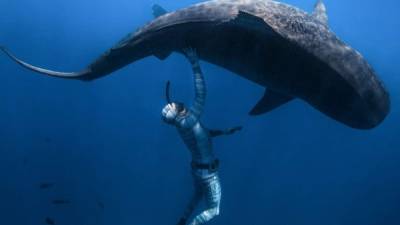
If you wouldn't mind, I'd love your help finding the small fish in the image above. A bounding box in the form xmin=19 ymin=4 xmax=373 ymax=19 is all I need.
xmin=52 ymin=199 xmax=71 ymax=205
xmin=23 ymin=157 xmax=28 ymax=166
xmin=97 ymin=201 xmax=104 ymax=209
xmin=45 ymin=217 xmax=55 ymax=225
xmin=44 ymin=137 xmax=52 ymax=143
xmin=40 ymin=183 xmax=55 ymax=189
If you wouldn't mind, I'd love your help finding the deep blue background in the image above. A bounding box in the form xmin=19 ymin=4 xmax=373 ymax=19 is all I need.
xmin=0 ymin=0 xmax=399 ymax=225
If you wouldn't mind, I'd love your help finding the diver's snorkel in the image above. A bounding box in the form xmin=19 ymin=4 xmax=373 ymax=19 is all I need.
xmin=165 ymin=81 xmax=187 ymax=116
xmin=166 ymin=80 xmax=172 ymax=104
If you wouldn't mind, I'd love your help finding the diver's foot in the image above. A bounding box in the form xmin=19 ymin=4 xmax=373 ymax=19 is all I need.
xmin=177 ymin=218 xmax=187 ymax=225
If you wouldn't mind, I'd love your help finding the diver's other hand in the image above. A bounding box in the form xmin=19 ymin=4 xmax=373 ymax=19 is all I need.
xmin=227 ymin=126 xmax=243 ymax=134
xmin=176 ymin=217 xmax=186 ymax=225
xmin=182 ymin=47 xmax=198 ymax=63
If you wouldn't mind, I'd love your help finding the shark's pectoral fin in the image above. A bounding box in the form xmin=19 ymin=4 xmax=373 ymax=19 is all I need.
xmin=312 ymin=0 xmax=328 ymax=25
xmin=152 ymin=4 xmax=168 ymax=18
xmin=249 ymin=90 xmax=294 ymax=116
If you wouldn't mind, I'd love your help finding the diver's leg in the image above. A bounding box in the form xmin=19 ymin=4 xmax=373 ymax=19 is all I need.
xmin=188 ymin=173 xmax=221 ymax=225
xmin=177 ymin=180 xmax=202 ymax=225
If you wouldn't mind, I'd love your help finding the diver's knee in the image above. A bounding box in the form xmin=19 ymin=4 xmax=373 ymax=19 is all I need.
xmin=215 ymin=207 xmax=220 ymax=216
xmin=208 ymin=207 xmax=220 ymax=217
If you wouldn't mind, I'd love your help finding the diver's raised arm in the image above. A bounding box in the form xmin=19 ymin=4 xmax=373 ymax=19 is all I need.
xmin=183 ymin=48 xmax=206 ymax=118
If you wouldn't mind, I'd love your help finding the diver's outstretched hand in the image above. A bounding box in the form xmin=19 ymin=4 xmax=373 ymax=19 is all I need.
xmin=182 ymin=47 xmax=198 ymax=64
xmin=226 ymin=126 xmax=243 ymax=135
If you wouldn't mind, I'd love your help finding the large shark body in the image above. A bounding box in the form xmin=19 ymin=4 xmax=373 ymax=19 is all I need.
xmin=1 ymin=0 xmax=390 ymax=129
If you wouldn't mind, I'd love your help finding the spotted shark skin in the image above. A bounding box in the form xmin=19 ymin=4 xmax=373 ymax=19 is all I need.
xmin=1 ymin=0 xmax=390 ymax=129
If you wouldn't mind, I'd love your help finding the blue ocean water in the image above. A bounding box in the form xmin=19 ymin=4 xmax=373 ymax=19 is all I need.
xmin=0 ymin=0 xmax=399 ymax=225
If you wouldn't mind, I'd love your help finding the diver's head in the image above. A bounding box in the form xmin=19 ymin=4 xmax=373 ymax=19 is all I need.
xmin=162 ymin=81 xmax=188 ymax=124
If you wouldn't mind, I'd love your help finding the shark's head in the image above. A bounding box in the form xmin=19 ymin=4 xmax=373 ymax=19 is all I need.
xmin=302 ymin=26 xmax=391 ymax=129
xmin=289 ymin=28 xmax=391 ymax=129
xmin=273 ymin=1 xmax=391 ymax=129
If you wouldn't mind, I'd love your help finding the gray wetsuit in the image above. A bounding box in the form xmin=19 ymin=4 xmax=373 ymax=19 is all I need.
xmin=161 ymin=49 xmax=241 ymax=225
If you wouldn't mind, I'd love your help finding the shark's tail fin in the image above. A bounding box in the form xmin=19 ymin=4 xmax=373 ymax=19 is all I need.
xmin=0 ymin=46 xmax=90 ymax=79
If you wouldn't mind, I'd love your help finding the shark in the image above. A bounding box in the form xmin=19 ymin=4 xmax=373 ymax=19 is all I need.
xmin=0 ymin=0 xmax=390 ymax=129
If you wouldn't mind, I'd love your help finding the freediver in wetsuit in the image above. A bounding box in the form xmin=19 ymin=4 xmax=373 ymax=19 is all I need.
xmin=161 ymin=48 xmax=242 ymax=225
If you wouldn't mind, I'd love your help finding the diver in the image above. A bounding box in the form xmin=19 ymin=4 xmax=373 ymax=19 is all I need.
xmin=161 ymin=48 xmax=242 ymax=225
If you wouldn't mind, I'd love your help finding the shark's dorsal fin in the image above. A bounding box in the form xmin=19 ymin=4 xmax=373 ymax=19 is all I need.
xmin=249 ymin=89 xmax=294 ymax=115
xmin=312 ymin=0 xmax=328 ymax=25
xmin=152 ymin=4 xmax=168 ymax=18
xmin=151 ymin=4 xmax=170 ymax=60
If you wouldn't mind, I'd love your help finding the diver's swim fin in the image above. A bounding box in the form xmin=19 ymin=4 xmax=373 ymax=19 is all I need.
xmin=152 ymin=4 xmax=168 ymax=18
xmin=250 ymin=89 xmax=293 ymax=115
